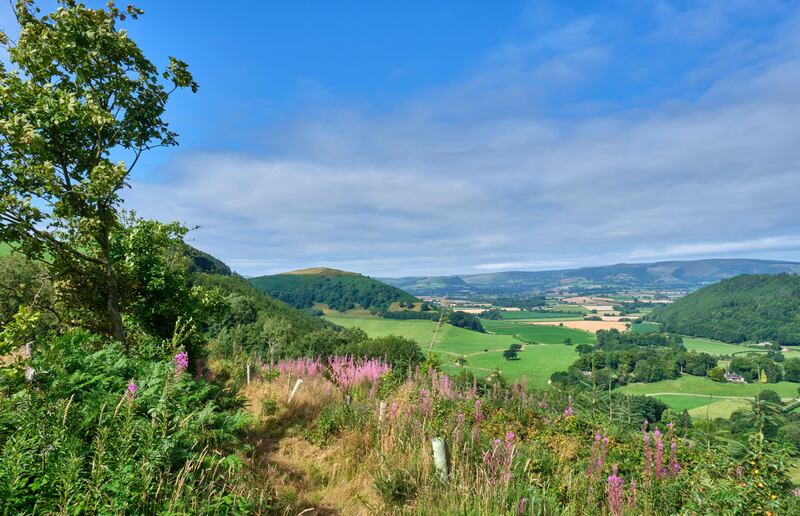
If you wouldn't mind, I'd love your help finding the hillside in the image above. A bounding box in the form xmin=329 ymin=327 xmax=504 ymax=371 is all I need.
xmin=249 ymin=268 xmax=418 ymax=312
xmin=382 ymin=258 xmax=800 ymax=295
xmin=648 ymin=273 xmax=800 ymax=344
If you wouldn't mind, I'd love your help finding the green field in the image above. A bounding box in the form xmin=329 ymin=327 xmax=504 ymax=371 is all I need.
xmin=652 ymin=394 xmax=716 ymax=412
xmin=464 ymin=343 xmax=580 ymax=386
xmin=681 ymin=337 xmax=748 ymax=355
xmin=482 ymin=320 xmax=595 ymax=345
xmin=498 ymin=310 xmax=583 ymax=321
xmin=621 ymin=375 xmax=800 ymax=399
xmin=325 ymin=315 xmax=438 ymax=345
xmin=630 ymin=322 xmax=660 ymax=334
xmin=621 ymin=375 xmax=799 ymax=418
xmin=687 ymin=398 xmax=751 ymax=419
xmin=325 ymin=315 xmax=586 ymax=386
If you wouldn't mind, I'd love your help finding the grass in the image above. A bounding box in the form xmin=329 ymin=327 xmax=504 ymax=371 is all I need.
xmin=652 ymin=394 xmax=715 ymax=412
xmin=0 ymin=242 xmax=13 ymax=257
xmin=497 ymin=310 xmax=583 ymax=321
xmin=620 ymin=374 xmax=800 ymax=399
xmin=325 ymin=315 xmax=586 ymax=386
xmin=681 ymin=337 xmax=751 ymax=355
xmin=461 ymin=343 xmax=581 ymax=386
xmin=482 ymin=319 xmax=595 ymax=345
xmin=686 ymin=398 xmax=751 ymax=419
xmin=629 ymin=322 xmax=661 ymax=334
xmin=325 ymin=315 xmax=438 ymax=346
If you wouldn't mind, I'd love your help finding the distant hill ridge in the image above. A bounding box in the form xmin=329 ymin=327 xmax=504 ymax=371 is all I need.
xmin=250 ymin=268 xmax=417 ymax=312
xmin=281 ymin=267 xmax=356 ymax=276
xmin=382 ymin=258 xmax=800 ymax=295
xmin=648 ymin=273 xmax=800 ymax=345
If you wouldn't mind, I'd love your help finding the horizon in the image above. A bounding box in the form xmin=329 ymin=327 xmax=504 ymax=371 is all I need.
xmin=256 ymin=256 xmax=800 ymax=279
xmin=4 ymin=1 xmax=800 ymax=277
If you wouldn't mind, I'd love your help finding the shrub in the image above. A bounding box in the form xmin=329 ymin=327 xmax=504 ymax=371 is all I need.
xmin=374 ymin=466 xmax=419 ymax=506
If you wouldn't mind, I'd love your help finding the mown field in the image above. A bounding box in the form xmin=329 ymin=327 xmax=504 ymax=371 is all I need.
xmin=326 ymin=314 xmax=800 ymax=413
xmin=482 ymin=319 xmax=595 ymax=345
xmin=621 ymin=375 xmax=800 ymax=399
xmin=325 ymin=315 xmax=588 ymax=386
xmin=629 ymin=322 xmax=660 ymax=333
xmin=618 ymin=374 xmax=799 ymax=418
xmin=682 ymin=337 xmax=753 ymax=355
xmin=498 ymin=310 xmax=583 ymax=321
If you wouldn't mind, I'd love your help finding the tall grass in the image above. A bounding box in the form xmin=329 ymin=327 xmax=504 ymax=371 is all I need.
xmin=246 ymin=356 xmax=799 ymax=515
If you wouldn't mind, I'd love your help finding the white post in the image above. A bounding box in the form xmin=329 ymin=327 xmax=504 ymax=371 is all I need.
xmin=246 ymin=363 xmax=251 ymax=385
xmin=288 ymin=378 xmax=303 ymax=404
xmin=378 ymin=401 xmax=387 ymax=424
xmin=431 ymin=438 xmax=449 ymax=483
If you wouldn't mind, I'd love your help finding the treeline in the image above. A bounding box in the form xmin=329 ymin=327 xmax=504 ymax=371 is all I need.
xmin=649 ymin=274 xmax=800 ymax=344
xmin=448 ymin=311 xmax=485 ymax=332
xmin=381 ymin=310 xmax=439 ymax=320
xmin=706 ymin=353 xmax=800 ymax=384
xmin=249 ymin=273 xmax=418 ymax=312
xmin=551 ymin=330 xmax=718 ymax=388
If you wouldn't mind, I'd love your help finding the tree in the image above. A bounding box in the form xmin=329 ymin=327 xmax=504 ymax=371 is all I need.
xmin=0 ymin=1 xmax=197 ymax=342
xmin=782 ymin=358 xmax=800 ymax=383
xmin=707 ymin=366 xmax=726 ymax=382
xmin=756 ymin=390 xmax=782 ymax=405
xmin=563 ymin=337 xmax=572 ymax=345
xmin=503 ymin=348 xmax=518 ymax=360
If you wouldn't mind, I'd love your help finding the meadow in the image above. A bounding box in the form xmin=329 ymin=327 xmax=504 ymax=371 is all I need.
xmin=482 ymin=319 xmax=595 ymax=345
xmin=325 ymin=315 xmax=590 ymax=386
xmin=630 ymin=321 xmax=661 ymax=333
xmin=326 ymin=315 xmax=799 ymax=414
xmin=681 ymin=336 xmax=756 ymax=355
xmin=620 ymin=374 xmax=800 ymax=399
xmin=498 ymin=310 xmax=583 ymax=321
xmin=617 ymin=374 xmax=799 ymax=418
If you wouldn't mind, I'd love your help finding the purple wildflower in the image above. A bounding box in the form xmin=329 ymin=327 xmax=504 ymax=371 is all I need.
xmin=173 ymin=351 xmax=189 ymax=376
xmin=482 ymin=432 xmax=517 ymax=484
xmin=607 ymin=464 xmax=625 ymax=516
xmin=563 ymin=395 xmax=575 ymax=417
xmin=127 ymin=380 xmax=138 ymax=398
xmin=474 ymin=399 xmax=484 ymax=424
xmin=628 ymin=479 xmax=637 ymax=507
xmin=516 ymin=497 xmax=528 ymax=515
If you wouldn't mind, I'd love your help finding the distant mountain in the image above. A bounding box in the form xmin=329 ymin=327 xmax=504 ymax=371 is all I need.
xmin=381 ymin=259 xmax=800 ymax=295
xmin=249 ymin=268 xmax=418 ymax=312
xmin=648 ymin=273 xmax=800 ymax=345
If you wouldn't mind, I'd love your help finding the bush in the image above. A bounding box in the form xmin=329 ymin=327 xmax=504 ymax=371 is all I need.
xmin=0 ymin=330 xmax=262 ymax=513
xmin=374 ymin=466 xmax=419 ymax=506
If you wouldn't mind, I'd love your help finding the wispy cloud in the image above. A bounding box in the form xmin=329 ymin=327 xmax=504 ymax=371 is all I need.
xmin=126 ymin=1 xmax=800 ymax=277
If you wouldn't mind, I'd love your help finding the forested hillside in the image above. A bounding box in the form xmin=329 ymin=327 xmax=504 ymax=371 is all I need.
xmin=649 ymin=274 xmax=800 ymax=344
xmin=249 ymin=268 xmax=418 ymax=311
xmin=384 ymin=258 xmax=800 ymax=295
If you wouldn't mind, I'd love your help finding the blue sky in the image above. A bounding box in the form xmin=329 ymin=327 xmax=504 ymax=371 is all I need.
xmin=3 ymin=1 xmax=800 ymax=277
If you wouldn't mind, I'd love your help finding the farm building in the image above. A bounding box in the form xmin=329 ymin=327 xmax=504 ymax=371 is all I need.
xmin=724 ymin=372 xmax=746 ymax=383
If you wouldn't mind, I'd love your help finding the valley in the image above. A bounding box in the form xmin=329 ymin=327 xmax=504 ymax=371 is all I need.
xmin=320 ymin=276 xmax=800 ymax=423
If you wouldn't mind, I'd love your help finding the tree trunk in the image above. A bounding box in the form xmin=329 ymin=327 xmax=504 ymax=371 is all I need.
xmin=97 ymin=212 xmax=125 ymax=344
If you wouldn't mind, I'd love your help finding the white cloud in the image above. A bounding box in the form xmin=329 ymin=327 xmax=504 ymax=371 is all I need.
xmin=126 ymin=1 xmax=800 ymax=277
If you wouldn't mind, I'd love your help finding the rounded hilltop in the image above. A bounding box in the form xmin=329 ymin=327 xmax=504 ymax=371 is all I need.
xmin=280 ymin=267 xmax=359 ymax=276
